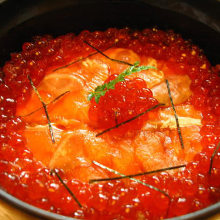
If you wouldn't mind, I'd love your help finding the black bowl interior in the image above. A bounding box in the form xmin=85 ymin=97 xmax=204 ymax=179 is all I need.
xmin=0 ymin=0 xmax=219 ymax=219
xmin=0 ymin=0 xmax=219 ymax=66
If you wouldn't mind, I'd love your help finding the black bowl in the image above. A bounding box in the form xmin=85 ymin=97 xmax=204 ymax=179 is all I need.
xmin=0 ymin=0 xmax=219 ymax=219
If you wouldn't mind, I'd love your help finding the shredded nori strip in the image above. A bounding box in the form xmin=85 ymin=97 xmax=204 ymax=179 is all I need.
xmin=209 ymin=141 xmax=220 ymax=174
xmin=20 ymin=91 xmax=70 ymax=117
xmin=84 ymin=40 xmax=133 ymax=66
xmin=89 ymin=164 xmax=186 ymax=183
xmin=165 ymin=79 xmax=184 ymax=149
xmin=27 ymin=75 xmax=55 ymax=143
xmin=51 ymin=169 xmax=82 ymax=208
xmin=96 ymin=103 xmax=164 ymax=137
xmin=53 ymin=44 xmax=116 ymax=72
xmin=92 ymin=160 xmax=171 ymax=199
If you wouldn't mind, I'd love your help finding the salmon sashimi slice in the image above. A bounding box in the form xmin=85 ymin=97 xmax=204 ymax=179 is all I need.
xmin=16 ymin=53 xmax=111 ymax=124
xmin=49 ymin=106 xmax=201 ymax=181
xmin=23 ymin=124 xmax=63 ymax=165
xmin=39 ymin=72 xmax=85 ymax=97
xmin=16 ymin=90 xmax=90 ymax=125
xmin=151 ymin=74 xmax=192 ymax=106
xmin=22 ymin=104 xmax=202 ymax=181
xmin=81 ymin=57 xmax=110 ymax=91
xmin=145 ymin=105 xmax=202 ymax=130
xmin=104 ymin=48 xmax=141 ymax=73
xmin=16 ymin=47 xmax=202 ymax=182
xmin=49 ymin=128 xmax=141 ymax=182
xmin=47 ymin=91 xmax=90 ymax=124
xmin=135 ymin=105 xmax=202 ymax=171
xmin=103 ymin=49 xmax=192 ymax=106
xmin=49 ymin=130 xmax=111 ymax=182
xmin=134 ymin=125 xmax=202 ymax=172
xmin=129 ymin=56 xmax=165 ymax=88
xmin=16 ymin=48 xmax=192 ymax=123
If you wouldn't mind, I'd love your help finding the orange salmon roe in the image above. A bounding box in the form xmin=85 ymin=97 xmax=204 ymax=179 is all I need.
xmin=0 ymin=28 xmax=219 ymax=219
xmin=89 ymin=75 xmax=158 ymax=133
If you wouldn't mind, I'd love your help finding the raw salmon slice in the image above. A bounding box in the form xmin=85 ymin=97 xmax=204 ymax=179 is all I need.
xmin=49 ymin=129 xmax=110 ymax=182
xmin=23 ymin=124 xmax=63 ymax=165
xmin=135 ymin=105 xmax=202 ymax=171
xmin=17 ymin=47 xmax=202 ymax=182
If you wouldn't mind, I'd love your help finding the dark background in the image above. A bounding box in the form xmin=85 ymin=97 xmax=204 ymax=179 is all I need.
xmin=0 ymin=0 xmax=219 ymax=66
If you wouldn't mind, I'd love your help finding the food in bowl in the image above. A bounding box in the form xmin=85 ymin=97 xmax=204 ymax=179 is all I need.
xmin=0 ymin=28 xmax=219 ymax=219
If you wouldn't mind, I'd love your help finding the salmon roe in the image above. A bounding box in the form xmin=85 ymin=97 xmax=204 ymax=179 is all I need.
xmin=0 ymin=28 xmax=219 ymax=219
xmin=89 ymin=75 xmax=158 ymax=133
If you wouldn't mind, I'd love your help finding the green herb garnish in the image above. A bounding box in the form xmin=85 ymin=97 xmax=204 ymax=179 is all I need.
xmin=88 ymin=62 xmax=156 ymax=103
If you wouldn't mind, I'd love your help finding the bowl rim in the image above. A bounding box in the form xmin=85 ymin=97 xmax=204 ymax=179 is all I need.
xmin=1 ymin=189 xmax=220 ymax=220
xmin=0 ymin=1 xmax=219 ymax=219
